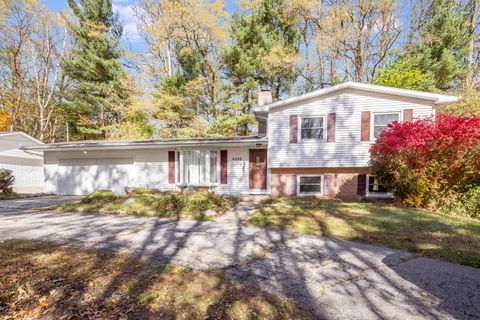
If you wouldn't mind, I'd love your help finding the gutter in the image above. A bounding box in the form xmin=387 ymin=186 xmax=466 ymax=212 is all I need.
xmin=24 ymin=137 xmax=269 ymax=152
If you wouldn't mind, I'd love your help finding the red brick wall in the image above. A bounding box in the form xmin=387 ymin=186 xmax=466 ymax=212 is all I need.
xmin=271 ymin=167 xmax=369 ymax=200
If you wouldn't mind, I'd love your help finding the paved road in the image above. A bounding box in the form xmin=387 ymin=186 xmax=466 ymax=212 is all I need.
xmin=1 ymin=197 xmax=479 ymax=319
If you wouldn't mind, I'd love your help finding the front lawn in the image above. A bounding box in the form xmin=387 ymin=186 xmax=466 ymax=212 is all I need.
xmin=248 ymin=198 xmax=480 ymax=268
xmin=54 ymin=189 xmax=235 ymax=220
xmin=0 ymin=240 xmax=312 ymax=319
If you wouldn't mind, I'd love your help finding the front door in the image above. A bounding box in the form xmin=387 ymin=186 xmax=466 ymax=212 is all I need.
xmin=249 ymin=149 xmax=267 ymax=189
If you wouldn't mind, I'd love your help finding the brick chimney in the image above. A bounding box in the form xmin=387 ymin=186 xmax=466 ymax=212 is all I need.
xmin=258 ymin=87 xmax=272 ymax=106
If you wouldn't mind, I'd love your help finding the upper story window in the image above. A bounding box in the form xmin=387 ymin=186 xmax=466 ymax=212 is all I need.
xmin=372 ymin=112 xmax=400 ymax=138
xmin=300 ymin=116 xmax=325 ymax=140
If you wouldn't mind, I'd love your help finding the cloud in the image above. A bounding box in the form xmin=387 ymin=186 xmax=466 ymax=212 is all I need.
xmin=112 ymin=1 xmax=140 ymax=40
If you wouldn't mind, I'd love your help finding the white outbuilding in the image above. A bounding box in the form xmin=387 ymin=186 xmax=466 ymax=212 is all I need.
xmin=0 ymin=131 xmax=44 ymax=193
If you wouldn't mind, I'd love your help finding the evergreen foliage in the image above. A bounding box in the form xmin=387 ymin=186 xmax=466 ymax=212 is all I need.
xmin=407 ymin=0 xmax=470 ymax=90
xmin=62 ymin=0 xmax=132 ymax=139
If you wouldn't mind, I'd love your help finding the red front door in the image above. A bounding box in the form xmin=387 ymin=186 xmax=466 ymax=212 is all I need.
xmin=249 ymin=149 xmax=267 ymax=189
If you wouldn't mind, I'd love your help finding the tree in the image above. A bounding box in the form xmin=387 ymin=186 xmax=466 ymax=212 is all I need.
xmin=0 ymin=110 xmax=11 ymax=130
xmin=27 ymin=7 xmax=69 ymax=141
xmin=221 ymin=0 xmax=301 ymax=135
xmin=135 ymin=0 xmax=229 ymax=137
xmin=408 ymin=0 xmax=470 ymax=90
xmin=62 ymin=0 xmax=132 ymax=139
xmin=0 ymin=0 xmax=35 ymax=132
xmin=371 ymin=55 xmax=434 ymax=90
xmin=464 ymin=0 xmax=480 ymax=89
xmin=369 ymin=115 xmax=480 ymax=213
xmin=224 ymin=0 xmax=301 ymax=102
xmin=443 ymin=87 xmax=480 ymax=116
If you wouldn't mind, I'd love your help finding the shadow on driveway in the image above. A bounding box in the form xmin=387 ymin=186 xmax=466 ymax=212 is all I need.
xmin=0 ymin=206 xmax=479 ymax=319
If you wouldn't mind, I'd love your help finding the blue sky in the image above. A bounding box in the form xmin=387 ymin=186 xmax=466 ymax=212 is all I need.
xmin=44 ymin=0 xmax=240 ymax=52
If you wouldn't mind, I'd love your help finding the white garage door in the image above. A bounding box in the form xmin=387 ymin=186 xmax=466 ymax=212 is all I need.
xmin=57 ymin=158 xmax=134 ymax=195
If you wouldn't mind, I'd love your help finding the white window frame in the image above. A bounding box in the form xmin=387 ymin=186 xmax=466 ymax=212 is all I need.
xmin=299 ymin=116 xmax=326 ymax=141
xmin=371 ymin=111 xmax=402 ymax=140
xmin=297 ymin=174 xmax=324 ymax=196
xmin=176 ymin=149 xmax=221 ymax=186
xmin=366 ymin=175 xmax=394 ymax=198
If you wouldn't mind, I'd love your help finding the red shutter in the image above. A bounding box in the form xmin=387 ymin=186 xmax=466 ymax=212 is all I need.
xmin=290 ymin=115 xmax=298 ymax=143
xmin=327 ymin=113 xmax=336 ymax=142
xmin=168 ymin=151 xmax=175 ymax=184
xmin=357 ymin=174 xmax=367 ymax=196
xmin=324 ymin=174 xmax=334 ymax=195
xmin=220 ymin=150 xmax=228 ymax=184
xmin=403 ymin=109 xmax=413 ymax=122
xmin=361 ymin=111 xmax=371 ymax=141
xmin=288 ymin=174 xmax=297 ymax=197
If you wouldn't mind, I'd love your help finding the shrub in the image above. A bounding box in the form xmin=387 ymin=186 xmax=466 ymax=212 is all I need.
xmin=0 ymin=169 xmax=15 ymax=194
xmin=82 ymin=190 xmax=117 ymax=203
xmin=130 ymin=188 xmax=163 ymax=195
xmin=370 ymin=114 xmax=480 ymax=215
xmin=152 ymin=190 xmax=234 ymax=219
xmin=439 ymin=185 xmax=480 ymax=219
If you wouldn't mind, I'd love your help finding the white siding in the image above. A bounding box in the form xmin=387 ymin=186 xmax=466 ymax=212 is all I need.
xmin=44 ymin=147 xmax=253 ymax=195
xmin=134 ymin=149 xmax=177 ymax=191
xmin=0 ymin=156 xmax=44 ymax=192
xmin=0 ymin=133 xmax=44 ymax=192
xmin=267 ymin=88 xmax=435 ymax=168
xmin=215 ymin=148 xmax=250 ymax=195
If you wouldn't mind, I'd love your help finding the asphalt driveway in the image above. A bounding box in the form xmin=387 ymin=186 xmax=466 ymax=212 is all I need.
xmin=0 ymin=196 xmax=479 ymax=319
xmin=0 ymin=195 xmax=82 ymax=210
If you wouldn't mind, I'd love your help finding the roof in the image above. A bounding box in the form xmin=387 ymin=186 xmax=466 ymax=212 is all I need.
xmin=24 ymin=135 xmax=268 ymax=151
xmin=0 ymin=131 xmax=44 ymax=145
xmin=253 ymin=82 xmax=460 ymax=113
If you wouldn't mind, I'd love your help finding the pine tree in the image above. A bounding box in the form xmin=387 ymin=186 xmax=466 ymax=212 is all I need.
xmin=63 ymin=0 xmax=132 ymax=139
xmin=408 ymin=0 xmax=469 ymax=90
xmin=223 ymin=0 xmax=301 ymax=107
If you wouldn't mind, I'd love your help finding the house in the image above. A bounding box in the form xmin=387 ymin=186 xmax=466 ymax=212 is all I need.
xmin=0 ymin=131 xmax=44 ymax=193
xmin=24 ymin=82 xmax=459 ymax=198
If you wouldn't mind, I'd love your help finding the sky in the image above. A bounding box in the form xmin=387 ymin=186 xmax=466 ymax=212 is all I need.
xmin=44 ymin=0 xmax=241 ymax=54
xmin=43 ymin=0 xmax=413 ymax=85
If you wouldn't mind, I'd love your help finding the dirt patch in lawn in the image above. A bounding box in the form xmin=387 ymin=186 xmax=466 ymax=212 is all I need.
xmin=248 ymin=198 xmax=480 ymax=268
xmin=0 ymin=240 xmax=312 ymax=320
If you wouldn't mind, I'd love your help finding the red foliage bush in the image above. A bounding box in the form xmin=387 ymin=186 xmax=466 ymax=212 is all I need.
xmin=369 ymin=114 xmax=480 ymax=209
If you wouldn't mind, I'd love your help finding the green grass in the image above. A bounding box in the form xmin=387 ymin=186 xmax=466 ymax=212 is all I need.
xmin=0 ymin=240 xmax=312 ymax=319
xmin=54 ymin=189 xmax=236 ymax=221
xmin=248 ymin=198 xmax=480 ymax=268
xmin=0 ymin=192 xmax=45 ymax=200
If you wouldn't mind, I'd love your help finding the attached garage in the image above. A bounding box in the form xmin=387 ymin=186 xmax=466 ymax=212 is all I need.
xmin=28 ymin=137 xmax=268 ymax=197
xmin=57 ymin=158 xmax=134 ymax=195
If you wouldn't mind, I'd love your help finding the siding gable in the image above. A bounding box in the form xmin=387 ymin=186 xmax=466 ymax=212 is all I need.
xmin=267 ymin=88 xmax=435 ymax=168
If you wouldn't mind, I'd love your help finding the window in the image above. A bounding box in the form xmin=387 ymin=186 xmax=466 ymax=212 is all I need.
xmin=177 ymin=150 xmax=219 ymax=185
xmin=367 ymin=175 xmax=391 ymax=195
xmin=300 ymin=116 xmax=325 ymax=140
xmin=298 ymin=175 xmax=324 ymax=195
xmin=372 ymin=112 xmax=400 ymax=138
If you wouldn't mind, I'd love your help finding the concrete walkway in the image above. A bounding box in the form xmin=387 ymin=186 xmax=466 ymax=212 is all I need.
xmin=1 ymin=197 xmax=479 ymax=319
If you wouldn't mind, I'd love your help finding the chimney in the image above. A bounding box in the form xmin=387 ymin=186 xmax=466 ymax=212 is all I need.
xmin=258 ymin=86 xmax=272 ymax=106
